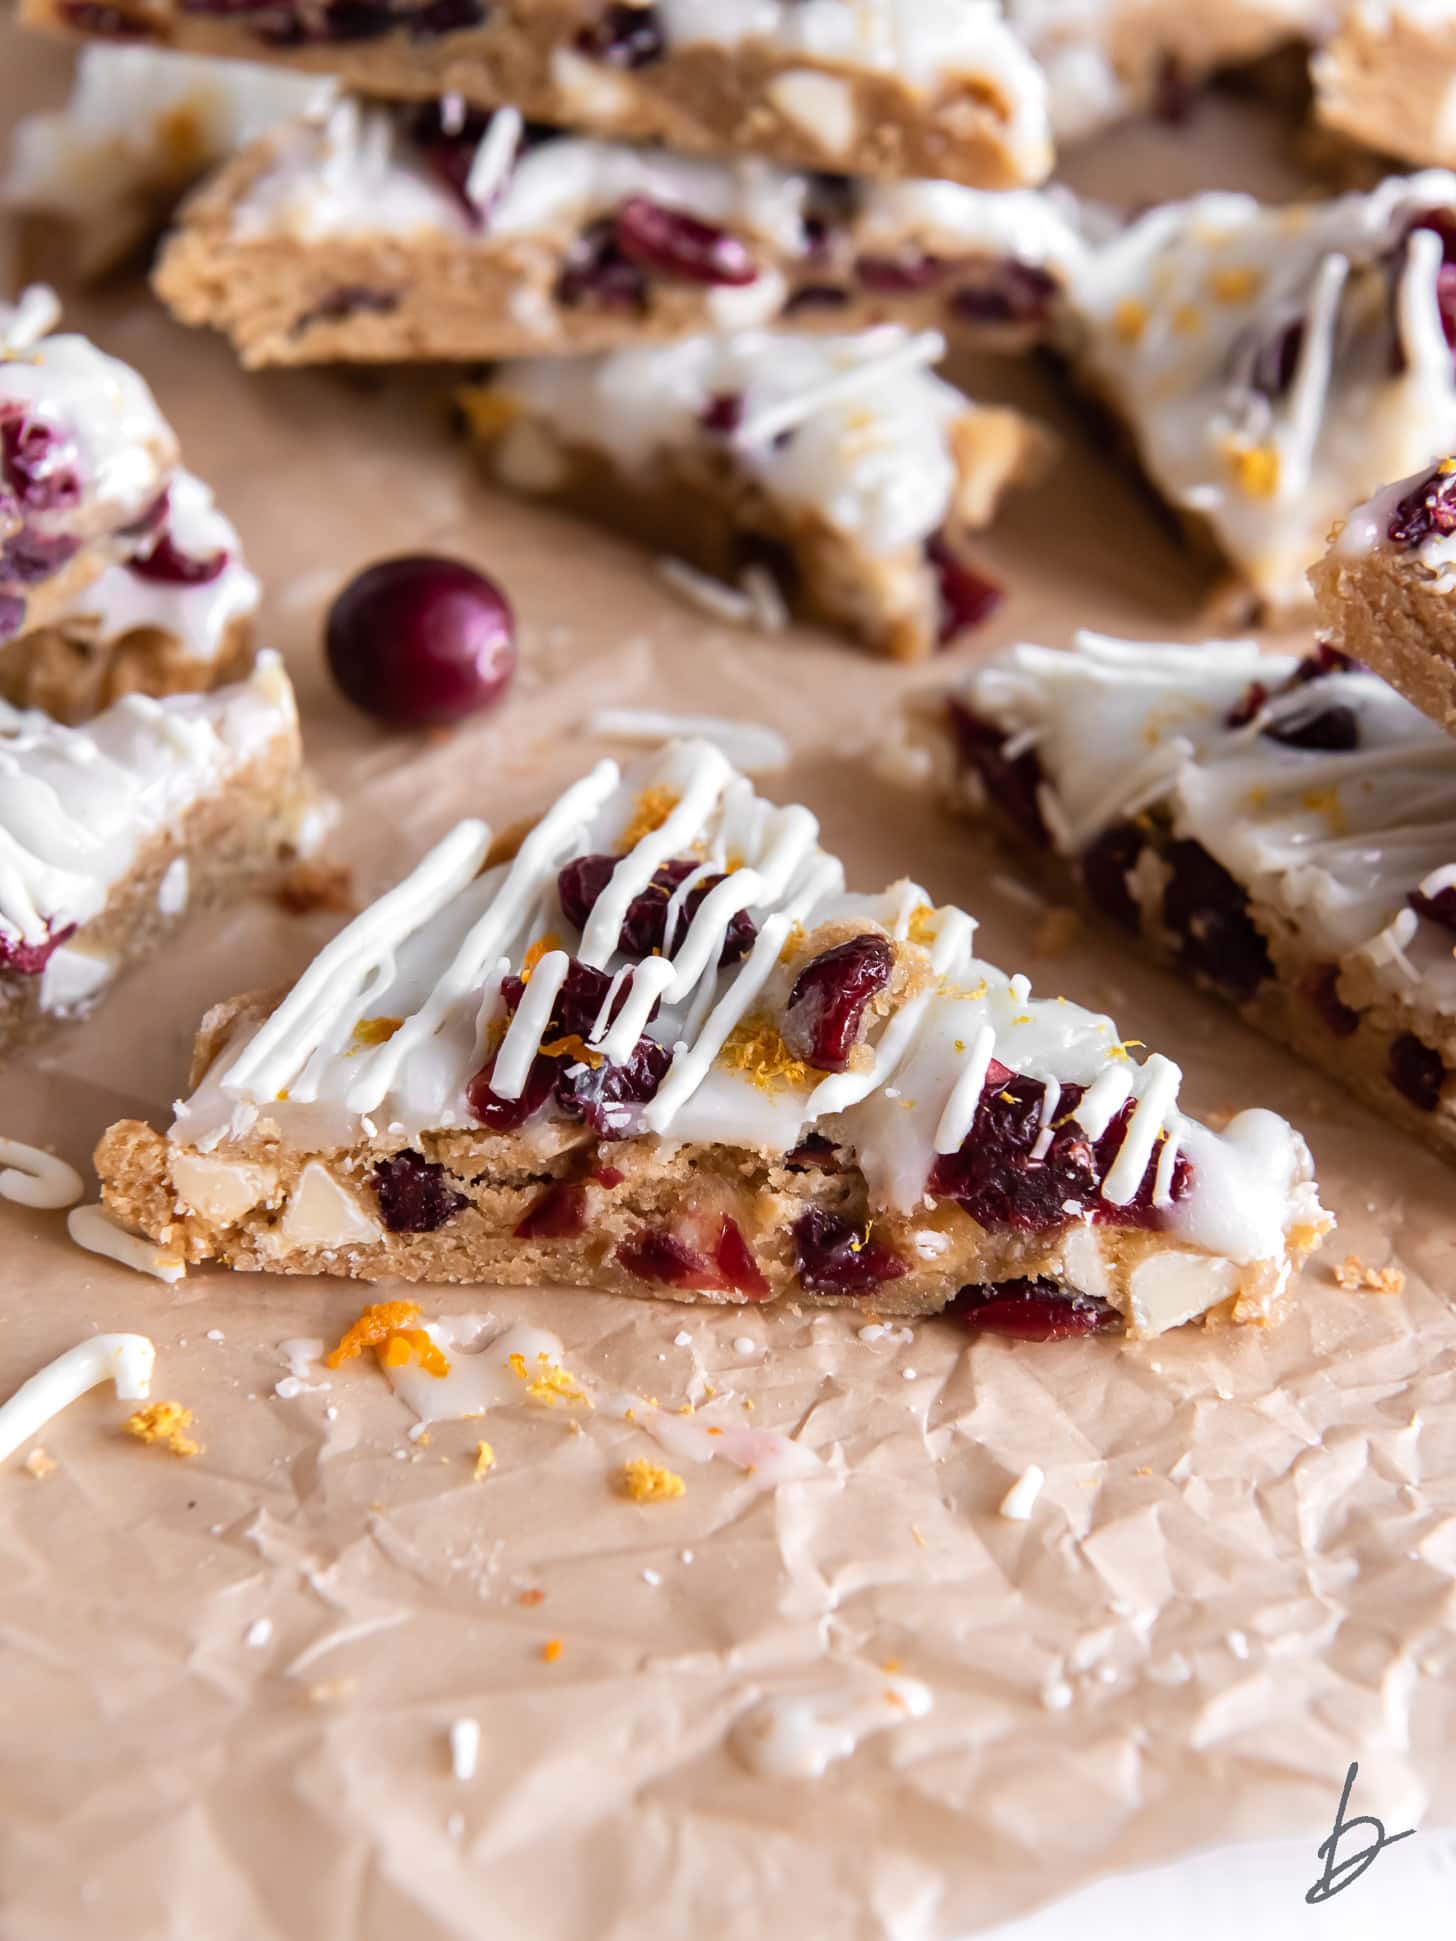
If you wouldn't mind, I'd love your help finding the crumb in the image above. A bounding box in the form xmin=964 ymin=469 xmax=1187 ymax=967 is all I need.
xmin=541 ymin=1637 xmax=563 ymax=1663
xmin=881 ymin=1657 xmax=902 ymax=1674
xmin=518 ymin=1588 xmax=546 ymax=1607
xmin=124 ymin=1401 xmax=201 ymax=1457
xmin=618 ymin=1459 xmax=686 ymax=1503
xmin=507 ymin=1350 xmax=588 ymax=1407
xmin=1333 ymin=1253 xmax=1405 ymax=1294
xmin=1032 ymin=907 xmax=1081 ymax=958
xmin=308 ymin=1677 xmax=356 ymax=1702
xmin=910 ymin=1524 xmax=926 ymax=1548
xmin=472 ymin=1440 xmax=495 ymax=1479
xmin=273 ymin=859 xmax=355 ymax=916
xmin=22 ymin=1447 xmax=55 ymax=1479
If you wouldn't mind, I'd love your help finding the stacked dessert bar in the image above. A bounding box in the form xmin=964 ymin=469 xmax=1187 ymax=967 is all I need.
xmin=0 ymin=287 xmax=310 ymax=1054
xmin=20 ymin=2 xmax=1095 ymax=660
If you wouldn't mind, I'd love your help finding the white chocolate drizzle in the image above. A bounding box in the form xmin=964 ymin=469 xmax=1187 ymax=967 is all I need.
xmin=67 ymin=1204 xmax=186 ymax=1282
xmin=1075 ymin=171 xmax=1456 ymax=607
xmin=174 ymin=740 xmax=1323 ymax=1273
xmin=0 ymin=1332 xmax=155 ymax=1462
xmin=0 ymin=1138 xmax=84 ymax=1210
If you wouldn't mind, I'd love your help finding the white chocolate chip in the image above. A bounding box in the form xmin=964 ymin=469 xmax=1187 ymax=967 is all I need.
xmin=171 ymin=1151 xmax=278 ymax=1223
xmin=1125 ymin=1251 xmax=1238 ymax=1337
xmin=766 ymin=69 xmax=858 ymax=157
xmin=275 ymin=1162 xmax=382 ymax=1248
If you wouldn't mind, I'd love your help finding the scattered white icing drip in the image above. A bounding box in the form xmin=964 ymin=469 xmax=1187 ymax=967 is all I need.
xmin=172 ymin=738 xmax=1324 ymax=1295
xmin=496 ymin=330 xmax=970 ymax=558
xmin=448 ymin=1717 xmax=481 ymax=1783
xmin=244 ymin=1616 xmax=274 ymax=1649
xmin=66 ymin=1203 xmax=186 ymax=1283
xmin=732 ymin=1666 xmax=933 ymax=1779
xmin=959 ymin=629 xmax=1456 ymax=1014
xmin=0 ymin=1137 xmax=84 ymax=1209
xmin=0 ymin=1332 xmax=155 ymax=1461
xmin=655 ymin=557 xmax=758 ymax=627
xmin=1076 ymin=171 xmax=1456 ymax=606
xmin=275 ymin=1336 xmax=329 ymax=1399
xmin=998 ymin=1463 xmax=1045 ymax=1520
xmin=0 ymin=655 xmax=296 ymax=959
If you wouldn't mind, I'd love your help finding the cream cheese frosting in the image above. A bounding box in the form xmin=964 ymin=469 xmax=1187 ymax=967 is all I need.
xmin=0 ymin=652 xmax=296 ymax=959
xmin=1074 ymin=173 xmax=1456 ymax=608
xmin=173 ymin=739 xmax=1324 ymax=1275
xmin=956 ymin=630 xmax=1456 ymax=1011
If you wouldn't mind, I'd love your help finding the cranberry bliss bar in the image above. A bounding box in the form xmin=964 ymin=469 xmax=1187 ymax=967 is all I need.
xmin=1311 ymin=458 xmax=1456 ymax=734
xmin=152 ymin=96 xmax=1087 ymax=368
xmin=919 ymin=630 xmax=1456 ymax=1154
xmin=459 ymin=326 xmax=1047 ymax=660
xmin=0 ymin=654 xmax=308 ymax=1056
xmin=1071 ymin=172 xmax=1456 ymax=611
xmin=25 ymin=0 xmax=1052 ymax=191
xmin=97 ymin=741 xmax=1328 ymax=1338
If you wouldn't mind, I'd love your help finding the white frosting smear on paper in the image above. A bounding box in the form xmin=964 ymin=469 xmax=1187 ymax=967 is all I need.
xmin=732 ymin=1666 xmax=933 ymax=1778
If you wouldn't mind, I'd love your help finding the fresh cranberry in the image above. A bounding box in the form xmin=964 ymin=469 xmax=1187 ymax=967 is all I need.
xmin=1161 ymin=839 xmax=1271 ymax=999
xmin=1263 ymin=703 xmax=1359 ymax=752
xmin=556 ymin=219 xmax=649 ymax=311
xmin=1410 ymin=884 xmax=1456 ymax=929
xmin=0 ymin=920 xmax=77 ymax=977
xmin=700 ymin=392 xmax=744 ymax=435
xmin=951 ymin=1278 xmax=1120 ymax=1340
xmin=792 ymin=1207 xmax=908 ymax=1294
xmin=782 ymin=933 xmax=893 ymax=1072
xmin=56 ymin=0 xmax=156 ymax=33
xmin=1388 ymin=465 xmax=1456 ymax=546
xmin=927 ymin=536 xmax=1002 ymax=644
xmin=1081 ymin=821 xmax=1146 ymax=931
xmin=326 ymin=554 xmax=515 ymax=727
xmin=617 ymin=1216 xmax=769 ymax=1298
xmin=467 ymin=1046 xmax=558 ymax=1131
xmin=613 ymin=198 xmax=758 ymax=287
xmin=576 ymin=0 xmax=664 ymax=65
xmin=556 ymin=854 xmax=755 ymax=964
xmin=1389 ymin=1032 xmax=1447 ymax=1111
xmin=2 ymin=420 xmax=82 ymax=512
xmin=514 ymin=1180 xmax=588 ymax=1239
xmin=856 ymin=252 xmax=945 ymax=293
xmin=371 ymin=1151 xmax=466 ymax=1232
xmin=1303 ymin=963 xmax=1359 ymax=1037
xmin=295 ymin=285 xmax=402 ymax=332
xmin=945 ymin=697 xmax=1048 ymax=847
xmin=949 ymin=261 xmax=1058 ymax=330
xmin=557 ymin=1035 xmax=672 ymax=1138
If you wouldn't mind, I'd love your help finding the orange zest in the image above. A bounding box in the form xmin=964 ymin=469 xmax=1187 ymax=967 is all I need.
xmin=520 ymin=933 xmax=563 ymax=983
xmin=326 ymin=1299 xmax=450 ymax=1377
xmin=539 ymin=1032 xmax=604 ymax=1067
xmin=619 ymin=786 xmax=679 ymax=850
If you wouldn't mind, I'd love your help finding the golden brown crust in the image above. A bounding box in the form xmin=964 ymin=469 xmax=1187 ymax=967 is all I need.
xmin=0 ymin=608 xmax=255 ymax=723
xmin=1309 ymin=544 xmax=1456 ymax=736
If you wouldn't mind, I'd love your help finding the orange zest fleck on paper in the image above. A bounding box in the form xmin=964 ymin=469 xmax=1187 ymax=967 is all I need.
xmin=326 ymin=1300 xmax=450 ymax=1377
xmin=619 ymin=786 xmax=679 ymax=850
xmin=508 ymin=1350 xmax=588 ymax=1407
xmin=618 ymin=1459 xmax=686 ymax=1503
xmin=541 ymin=1637 xmax=563 ymax=1663
xmin=518 ymin=1588 xmax=546 ymax=1607
xmin=472 ymin=1440 xmax=495 ymax=1479
xmin=125 ymin=1401 xmax=201 ymax=1457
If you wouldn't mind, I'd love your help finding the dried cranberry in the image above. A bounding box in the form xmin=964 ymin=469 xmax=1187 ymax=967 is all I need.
xmin=613 ymin=198 xmax=758 ymax=287
xmin=407 ymin=99 xmax=496 ymax=219
xmin=1389 ymin=1032 xmax=1446 ymax=1112
xmin=927 ymin=1064 xmax=1097 ymax=1230
xmin=0 ymin=920 xmax=76 ymax=977
xmin=128 ymin=526 xmax=228 ymax=587
xmin=557 ymin=854 xmax=755 ymax=965
xmin=1249 ymin=320 xmax=1304 ymax=398
xmin=700 ymin=392 xmax=744 ymax=436
xmin=1263 ymin=703 xmax=1359 ymax=752
xmin=1161 ymin=839 xmax=1271 ymax=999
xmin=56 ymin=0 xmax=156 ymax=33
xmin=1288 ymin=642 xmax=1356 ymax=684
xmin=371 ymin=1151 xmax=466 ymax=1232
xmin=1303 ymin=963 xmax=1359 ymax=1037
xmin=949 ymin=261 xmax=1058 ymax=330
xmin=856 ymin=252 xmax=945 ymax=293
xmin=514 ymin=1180 xmax=588 ymax=1239
xmin=1090 ymin=1101 xmax=1192 ymax=1227
xmin=326 ymin=554 xmax=515 ymax=727
xmin=1225 ymin=680 xmax=1268 ymax=729
xmin=1388 ymin=465 xmax=1456 ymax=546
xmin=576 ymin=0 xmax=664 ymax=66
xmin=2 ymin=420 xmax=82 ymax=513
xmin=782 ymin=933 xmax=893 ymax=1072
xmin=617 ymin=1216 xmax=769 ymax=1299
xmin=557 ymin=1034 xmax=672 ymax=1138
xmin=556 ymin=220 xmax=648 ymax=311
xmin=295 ymin=285 xmax=402 ymax=332
xmin=407 ymin=0 xmax=484 ymax=33
xmin=927 ymin=536 xmax=1002 ymax=644
xmin=792 ymin=1208 xmax=907 ymax=1295
xmin=595 ymin=1165 xmax=624 ymax=1188
xmin=312 ymin=0 xmax=395 ymax=39
xmin=466 ymin=1046 xmax=558 ymax=1130
xmin=951 ymin=1278 xmax=1120 ymax=1340
xmin=1081 ymin=820 xmax=1146 ymax=932
xmin=1410 ymin=884 xmax=1456 ymax=930
xmin=945 ymin=697 xmax=1048 ymax=847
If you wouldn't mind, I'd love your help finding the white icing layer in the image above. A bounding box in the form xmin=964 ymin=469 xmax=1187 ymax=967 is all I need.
xmin=492 ymin=328 xmax=967 ymax=557
xmin=0 ymin=653 xmax=295 ymax=960
xmin=958 ymin=629 xmax=1456 ymax=1012
xmin=1075 ymin=172 xmax=1456 ymax=608
xmin=174 ymin=740 xmax=1322 ymax=1278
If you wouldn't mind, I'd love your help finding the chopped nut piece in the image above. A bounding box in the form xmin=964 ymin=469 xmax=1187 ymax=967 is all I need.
xmin=125 ymin=1400 xmax=201 ymax=1456
xmin=618 ymin=1458 xmax=687 ymax=1503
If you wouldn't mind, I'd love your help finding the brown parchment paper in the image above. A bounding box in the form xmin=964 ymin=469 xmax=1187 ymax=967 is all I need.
xmin=2 ymin=33 xmax=1455 ymax=1939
